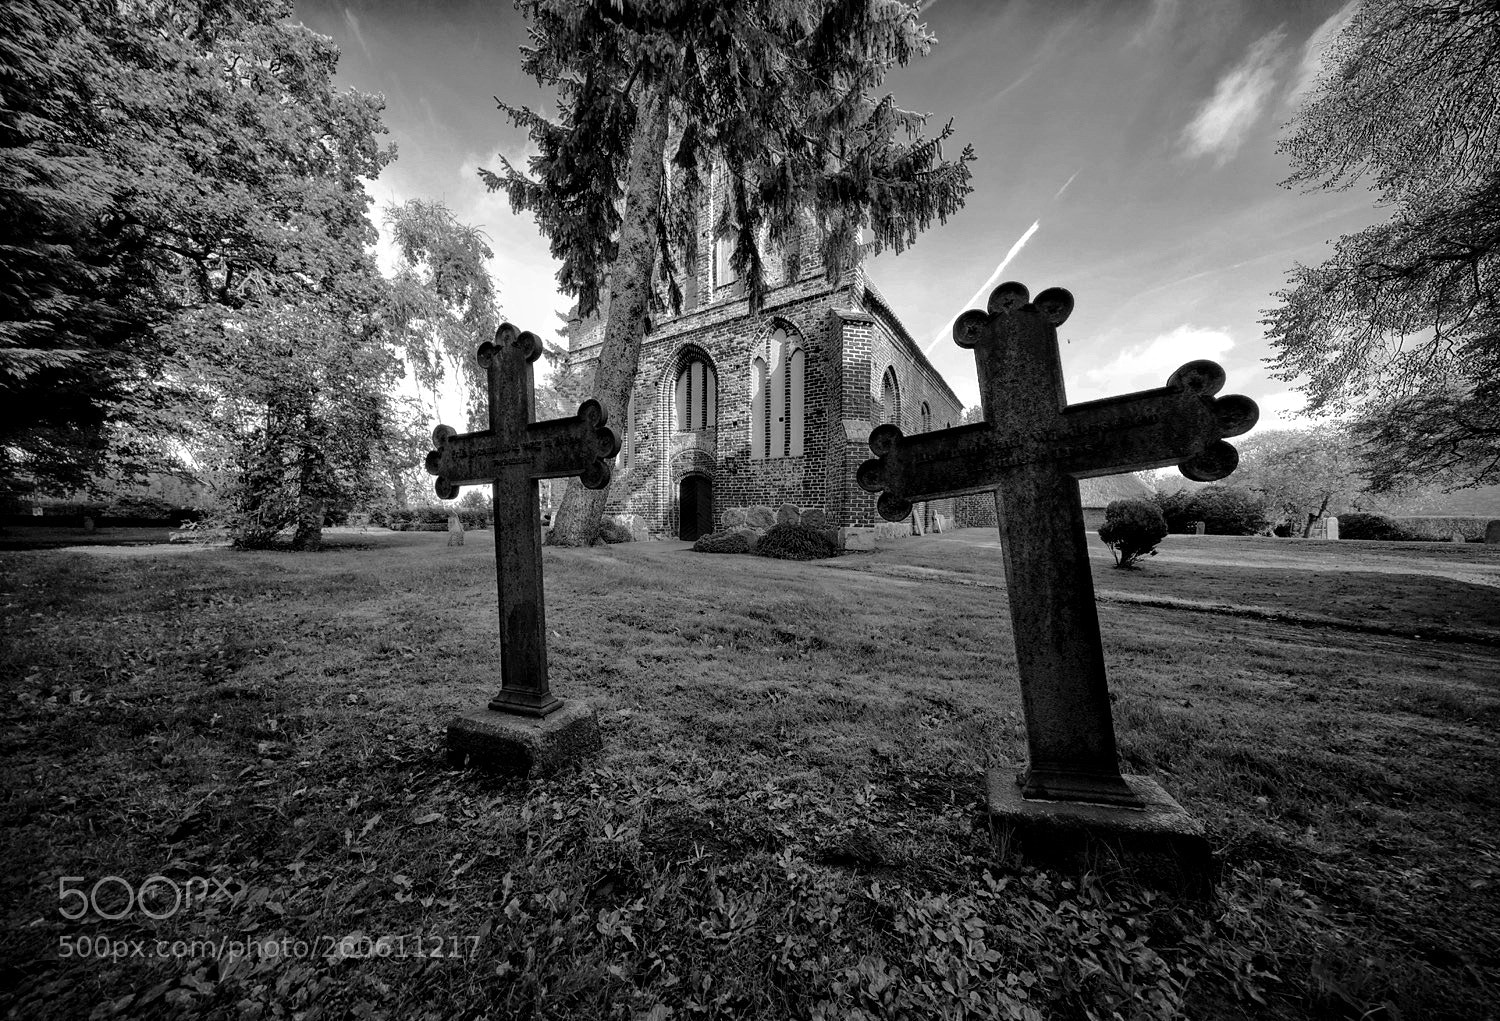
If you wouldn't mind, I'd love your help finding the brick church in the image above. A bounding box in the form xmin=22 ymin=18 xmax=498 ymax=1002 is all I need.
xmin=564 ymin=196 xmax=963 ymax=544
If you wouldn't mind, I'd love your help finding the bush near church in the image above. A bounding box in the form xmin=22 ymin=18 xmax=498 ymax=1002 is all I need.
xmin=370 ymin=505 xmax=490 ymax=531
xmin=1338 ymin=512 xmax=1408 ymax=541
xmin=1097 ymin=499 xmax=1168 ymax=569
xmin=692 ymin=527 xmax=759 ymax=554
xmin=1155 ymin=485 xmax=1266 ymax=535
xmin=594 ymin=517 xmax=634 ymax=544
xmin=754 ymin=522 xmax=840 ymax=561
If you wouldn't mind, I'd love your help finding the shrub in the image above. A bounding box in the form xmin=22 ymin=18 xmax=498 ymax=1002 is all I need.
xmin=1338 ymin=512 xmax=1408 ymax=541
xmin=692 ymin=528 xmax=753 ymax=554
xmin=754 ymin=522 xmax=839 ymax=560
xmin=1152 ymin=489 xmax=1197 ymax=533
xmin=1184 ymin=485 xmax=1267 ymax=535
xmin=1098 ymin=499 xmax=1167 ymax=568
xmin=1388 ymin=515 xmax=1489 ymax=542
xmin=368 ymin=505 xmax=490 ymax=531
xmin=595 ymin=517 xmax=634 ymax=544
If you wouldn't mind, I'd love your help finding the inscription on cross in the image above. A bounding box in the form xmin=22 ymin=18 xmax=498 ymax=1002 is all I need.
xmin=858 ymin=282 xmax=1257 ymax=808
xmin=426 ymin=323 xmax=619 ymax=721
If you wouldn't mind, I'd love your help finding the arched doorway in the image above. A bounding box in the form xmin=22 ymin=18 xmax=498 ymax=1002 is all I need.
xmin=678 ymin=474 xmax=713 ymax=541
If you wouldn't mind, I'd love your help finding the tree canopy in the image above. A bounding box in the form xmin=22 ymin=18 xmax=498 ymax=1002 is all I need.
xmin=1 ymin=0 xmax=394 ymax=511
xmin=1233 ymin=424 xmax=1366 ymax=535
xmin=1265 ymin=0 xmax=1500 ymax=491
xmin=486 ymin=0 xmax=976 ymax=543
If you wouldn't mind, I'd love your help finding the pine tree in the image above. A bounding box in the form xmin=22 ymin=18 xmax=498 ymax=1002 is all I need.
xmin=484 ymin=0 xmax=975 ymax=544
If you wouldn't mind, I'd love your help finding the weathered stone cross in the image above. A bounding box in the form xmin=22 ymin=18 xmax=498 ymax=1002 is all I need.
xmin=858 ymin=282 xmax=1257 ymax=808
xmin=426 ymin=323 xmax=619 ymax=722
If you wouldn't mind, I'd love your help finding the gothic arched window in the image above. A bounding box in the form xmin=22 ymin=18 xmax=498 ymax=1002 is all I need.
xmin=880 ymin=367 xmax=900 ymax=427
xmin=675 ymin=355 xmax=717 ymax=431
xmin=920 ymin=401 xmax=931 ymax=433
xmin=750 ymin=326 xmax=805 ymax=459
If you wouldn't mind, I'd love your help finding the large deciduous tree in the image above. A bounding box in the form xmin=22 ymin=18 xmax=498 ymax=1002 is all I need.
xmin=486 ymin=0 xmax=975 ymax=544
xmin=1233 ymin=424 xmax=1367 ymax=536
xmin=0 ymin=0 xmax=396 ymax=549
xmin=1265 ymin=0 xmax=1500 ymax=492
xmin=382 ymin=199 xmax=501 ymax=432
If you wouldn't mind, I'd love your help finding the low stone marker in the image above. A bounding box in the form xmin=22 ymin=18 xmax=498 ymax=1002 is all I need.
xmin=1192 ymin=520 xmax=1205 ymax=536
xmin=426 ymin=323 xmax=620 ymax=775
xmin=446 ymin=513 xmax=464 ymax=547
xmin=858 ymin=281 xmax=1258 ymax=884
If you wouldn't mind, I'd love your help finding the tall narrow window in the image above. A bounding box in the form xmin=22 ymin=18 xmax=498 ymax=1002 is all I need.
xmin=750 ymin=356 xmax=768 ymax=459
xmin=749 ymin=326 xmax=804 ymax=460
xmin=881 ymin=367 xmax=900 ymax=426
xmin=787 ymin=347 xmax=804 ymax=456
xmin=920 ymin=401 xmax=931 ymax=433
xmin=621 ymin=391 xmax=635 ymax=470
xmin=675 ymin=356 xmax=717 ymax=431
xmin=715 ymin=234 xmax=737 ymax=289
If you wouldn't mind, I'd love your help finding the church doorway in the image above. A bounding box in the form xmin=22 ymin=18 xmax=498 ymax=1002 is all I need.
xmin=678 ymin=474 xmax=713 ymax=541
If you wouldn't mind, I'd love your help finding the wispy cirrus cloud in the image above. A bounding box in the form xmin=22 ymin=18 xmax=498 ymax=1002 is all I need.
xmin=923 ymin=220 xmax=1040 ymax=355
xmin=1287 ymin=0 xmax=1357 ymax=105
xmin=341 ymin=7 xmax=372 ymax=60
xmin=1181 ymin=29 xmax=1287 ymax=164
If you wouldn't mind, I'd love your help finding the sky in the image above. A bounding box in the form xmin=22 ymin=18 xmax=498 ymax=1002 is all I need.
xmin=293 ymin=0 xmax=1377 ymax=434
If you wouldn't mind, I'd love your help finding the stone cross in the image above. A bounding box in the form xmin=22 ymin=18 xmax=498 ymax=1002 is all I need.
xmin=858 ymin=282 xmax=1257 ymax=808
xmin=426 ymin=323 xmax=619 ymax=719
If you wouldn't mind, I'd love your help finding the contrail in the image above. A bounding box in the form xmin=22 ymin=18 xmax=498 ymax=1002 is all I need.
xmin=923 ymin=220 xmax=1040 ymax=356
xmin=1053 ymin=169 xmax=1081 ymax=199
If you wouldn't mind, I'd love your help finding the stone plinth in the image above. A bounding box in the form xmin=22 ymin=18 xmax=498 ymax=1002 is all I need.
xmin=986 ymin=767 xmax=1215 ymax=894
xmin=446 ymin=700 xmax=602 ymax=777
xmin=839 ymin=527 xmax=875 ymax=551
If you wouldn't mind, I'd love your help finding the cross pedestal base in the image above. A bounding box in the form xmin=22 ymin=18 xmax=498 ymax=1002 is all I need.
xmin=985 ymin=767 xmax=1216 ymax=894
xmin=446 ymin=700 xmax=601 ymax=777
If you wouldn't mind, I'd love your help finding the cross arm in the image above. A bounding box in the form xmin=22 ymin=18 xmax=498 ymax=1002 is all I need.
xmin=423 ymin=399 xmax=620 ymax=499
xmin=526 ymin=399 xmax=621 ymax=485
xmin=1055 ymin=361 xmax=1258 ymax=479
xmin=857 ymin=361 xmax=1257 ymax=522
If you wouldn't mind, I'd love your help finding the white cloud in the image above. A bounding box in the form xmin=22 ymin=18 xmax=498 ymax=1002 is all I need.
xmin=1071 ymin=324 xmax=1235 ymax=402
xmin=1241 ymin=389 xmax=1325 ymax=437
xmin=1181 ymin=29 xmax=1287 ymax=163
xmin=1287 ymin=0 xmax=1357 ymax=106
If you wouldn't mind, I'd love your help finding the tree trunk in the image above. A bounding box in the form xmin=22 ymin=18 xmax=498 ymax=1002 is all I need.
xmin=291 ymin=419 xmax=324 ymax=551
xmin=548 ymin=90 xmax=670 ymax=546
xmin=1301 ymin=495 xmax=1331 ymax=538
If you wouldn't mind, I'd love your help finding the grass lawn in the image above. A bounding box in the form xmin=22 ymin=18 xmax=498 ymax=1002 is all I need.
xmin=1 ymin=528 xmax=1496 ymax=1020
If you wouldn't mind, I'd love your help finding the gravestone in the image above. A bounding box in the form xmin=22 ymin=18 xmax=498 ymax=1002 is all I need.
xmin=426 ymin=323 xmax=620 ymax=775
xmin=446 ymin=513 xmax=464 ymax=547
xmin=1192 ymin=520 xmax=1206 ymax=536
xmin=858 ymin=282 xmax=1257 ymax=882
xmin=1325 ymin=516 xmax=1339 ymax=541
xmin=1486 ymin=520 xmax=1500 ymax=545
